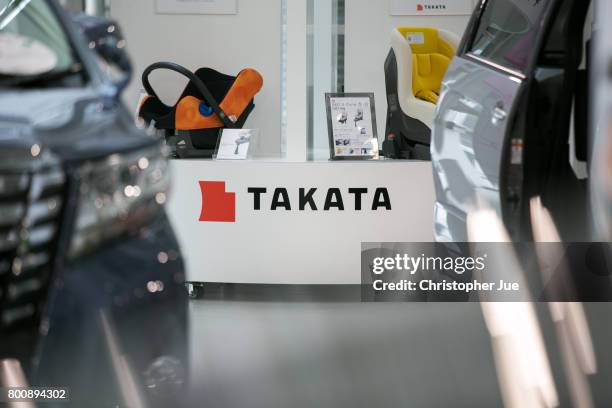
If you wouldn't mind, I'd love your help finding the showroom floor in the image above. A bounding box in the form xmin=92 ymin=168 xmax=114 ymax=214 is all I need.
xmin=187 ymin=301 xmax=501 ymax=407
xmin=187 ymin=300 xmax=612 ymax=407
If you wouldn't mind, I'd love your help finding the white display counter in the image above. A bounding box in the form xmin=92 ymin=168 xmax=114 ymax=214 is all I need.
xmin=167 ymin=158 xmax=435 ymax=284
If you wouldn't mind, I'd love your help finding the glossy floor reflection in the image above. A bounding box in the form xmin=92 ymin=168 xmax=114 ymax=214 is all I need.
xmin=187 ymin=301 xmax=612 ymax=408
xmin=188 ymin=301 xmax=502 ymax=407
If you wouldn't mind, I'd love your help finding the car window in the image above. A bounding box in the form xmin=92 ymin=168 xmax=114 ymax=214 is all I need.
xmin=469 ymin=0 xmax=550 ymax=73
xmin=0 ymin=0 xmax=85 ymax=87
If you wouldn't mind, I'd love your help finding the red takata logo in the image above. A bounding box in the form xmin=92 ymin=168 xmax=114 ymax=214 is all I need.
xmin=417 ymin=4 xmax=424 ymax=11
xmin=199 ymin=181 xmax=236 ymax=223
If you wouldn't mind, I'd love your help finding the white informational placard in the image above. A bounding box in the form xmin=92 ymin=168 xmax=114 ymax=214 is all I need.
xmin=389 ymin=0 xmax=474 ymax=16
xmin=155 ymin=0 xmax=237 ymax=15
xmin=326 ymin=93 xmax=378 ymax=160
xmin=215 ymin=129 xmax=256 ymax=160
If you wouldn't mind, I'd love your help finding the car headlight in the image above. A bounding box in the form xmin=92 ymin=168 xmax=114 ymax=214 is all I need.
xmin=70 ymin=144 xmax=170 ymax=258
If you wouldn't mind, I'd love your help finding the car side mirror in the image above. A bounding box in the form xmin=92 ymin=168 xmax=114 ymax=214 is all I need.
xmin=73 ymin=14 xmax=132 ymax=99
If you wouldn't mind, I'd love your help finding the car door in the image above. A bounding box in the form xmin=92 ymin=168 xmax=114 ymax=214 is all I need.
xmin=591 ymin=0 xmax=612 ymax=241
xmin=431 ymin=0 xmax=555 ymax=242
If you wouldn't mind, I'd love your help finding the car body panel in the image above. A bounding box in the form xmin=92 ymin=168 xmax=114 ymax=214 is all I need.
xmin=35 ymin=212 xmax=188 ymax=407
xmin=0 ymin=89 xmax=156 ymax=162
xmin=431 ymin=0 xmax=556 ymax=242
xmin=432 ymin=57 xmax=523 ymax=241
xmin=591 ymin=0 xmax=612 ymax=241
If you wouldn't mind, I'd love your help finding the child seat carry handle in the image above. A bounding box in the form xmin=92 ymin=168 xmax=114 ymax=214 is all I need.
xmin=142 ymin=61 xmax=236 ymax=128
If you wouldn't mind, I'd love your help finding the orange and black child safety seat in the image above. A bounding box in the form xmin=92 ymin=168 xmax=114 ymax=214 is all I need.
xmin=138 ymin=62 xmax=263 ymax=158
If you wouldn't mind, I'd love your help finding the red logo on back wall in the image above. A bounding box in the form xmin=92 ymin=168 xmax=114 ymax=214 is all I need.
xmin=199 ymin=181 xmax=236 ymax=223
xmin=417 ymin=4 xmax=424 ymax=11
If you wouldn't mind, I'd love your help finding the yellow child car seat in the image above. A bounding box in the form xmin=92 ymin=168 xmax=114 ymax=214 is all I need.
xmin=383 ymin=27 xmax=459 ymax=160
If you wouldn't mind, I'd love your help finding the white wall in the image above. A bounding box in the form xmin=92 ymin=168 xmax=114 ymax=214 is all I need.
xmin=109 ymin=0 xmax=282 ymax=157
xmin=344 ymin=0 xmax=471 ymax=140
xmin=59 ymin=0 xmax=85 ymax=13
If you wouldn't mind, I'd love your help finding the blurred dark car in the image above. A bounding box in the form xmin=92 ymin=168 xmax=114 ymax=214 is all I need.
xmin=0 ymin=1 xmax=187 ymax=407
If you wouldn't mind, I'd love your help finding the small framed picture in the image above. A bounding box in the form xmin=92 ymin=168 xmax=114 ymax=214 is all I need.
xmin=326 ymin=93 xmax=379 ymax=160
xmin=214 ymin=129 xmax=257 ymax=160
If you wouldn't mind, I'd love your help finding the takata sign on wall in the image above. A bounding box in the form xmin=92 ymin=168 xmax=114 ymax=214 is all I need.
xmin=389 ymin=0 xmax=475 ymax=15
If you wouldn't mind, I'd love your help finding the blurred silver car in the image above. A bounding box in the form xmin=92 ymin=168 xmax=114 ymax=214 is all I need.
xmin=591 ymin=0 xmax=612 ymax=242
xmin=432 ymin=0 xmax=593 ymax=242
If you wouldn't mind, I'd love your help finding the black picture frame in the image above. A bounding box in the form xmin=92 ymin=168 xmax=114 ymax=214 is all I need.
xmin=325 ymin=93 xmax=378 ymax=161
